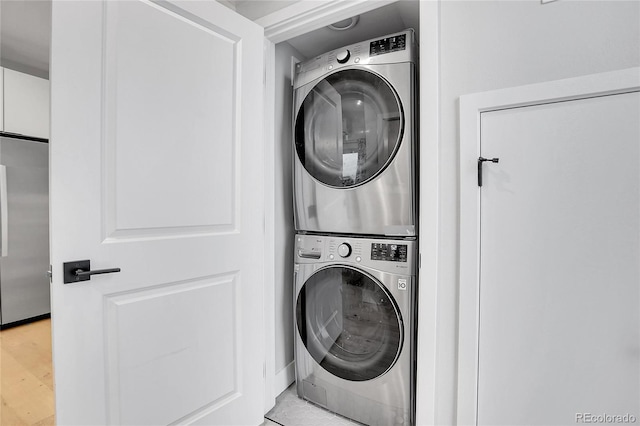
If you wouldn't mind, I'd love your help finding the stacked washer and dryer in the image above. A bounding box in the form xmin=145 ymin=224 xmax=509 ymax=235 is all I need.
xmin=292 ymin=30 xmax=418 ymax=426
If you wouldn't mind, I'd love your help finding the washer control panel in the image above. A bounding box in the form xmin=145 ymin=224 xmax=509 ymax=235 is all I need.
xmin=328 ymin=239 xmax=363 ymax=260
xmin=371 ymin=243 xmax=408 ymax=262
xmin=295 ymin=234 xmax=415 ymax=273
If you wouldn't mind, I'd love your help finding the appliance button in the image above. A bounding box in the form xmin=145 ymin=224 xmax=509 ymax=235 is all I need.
xmin=328 ymin=65 xmax=333 ymax=70
xmin=336 ymin=50 xmax=351 ymax=64
xmin=329 ymin=254 xmax=335 ymax=260
xmin=338 ymin=243 xmax=352 ymax=258
xmin=356 ymin=256 xmax=362 ymax=262
xmin=354 ymin=57 xmax=360 ymax=63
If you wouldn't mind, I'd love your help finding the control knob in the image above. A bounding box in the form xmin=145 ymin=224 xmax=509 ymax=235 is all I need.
xmin=337 ymin=243 xmax=352 ymax=258
xmin=336 ymin=50 xmax=351 ymax=64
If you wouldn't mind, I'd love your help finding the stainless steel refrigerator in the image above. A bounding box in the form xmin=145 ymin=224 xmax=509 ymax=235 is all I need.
xmin=0 ymin=134 xmax=50 ymax=327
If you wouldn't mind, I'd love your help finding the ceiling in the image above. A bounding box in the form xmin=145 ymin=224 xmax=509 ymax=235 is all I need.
xmin=224 ymin=0 xmax=420 ymax=59
xmin=283 ymin=1 xmax=419 ymax=59
xmin=0 ymin=0 xmax=418 ymax=78
xmin=232 ymin=0 xmax=300 ymax=21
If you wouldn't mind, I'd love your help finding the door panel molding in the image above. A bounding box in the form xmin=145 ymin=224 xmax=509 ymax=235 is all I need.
xmin=458 ymin=67 xmax=640 ymax=425
xmin=101 ymin=1 xmax=241 ymax=241
xmin=104 ymin=272 xmax=240 ymax=425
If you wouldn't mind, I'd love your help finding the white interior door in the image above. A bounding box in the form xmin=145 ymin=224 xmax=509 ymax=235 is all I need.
xmin=49 ymin=1 xmax=265 ymax=424
xmin=477 ymin=91 xmax=640 ymax=425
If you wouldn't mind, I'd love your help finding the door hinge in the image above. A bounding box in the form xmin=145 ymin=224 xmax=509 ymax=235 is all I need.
xmin=478 ymin=157 xmax=500 ymax=187
xmin=47 ymin=265 xmax=53 ymax=283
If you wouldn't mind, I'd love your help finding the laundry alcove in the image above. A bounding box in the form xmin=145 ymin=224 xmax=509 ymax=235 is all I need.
xmin=256 ymin=1 xmax=437 ymax=424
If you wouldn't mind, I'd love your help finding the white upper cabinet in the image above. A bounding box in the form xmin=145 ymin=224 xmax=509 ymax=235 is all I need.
xmin=2 ymin=68 xmax=50 ymax=139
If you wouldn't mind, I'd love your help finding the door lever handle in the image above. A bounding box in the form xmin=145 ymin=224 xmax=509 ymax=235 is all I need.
xmin=74 ymin=268 xmax=121 ymax=277
xmin=63 ymin=260 xmax=121 ymax=284
xmin=478 ymin=157 xmax=500 ymax=187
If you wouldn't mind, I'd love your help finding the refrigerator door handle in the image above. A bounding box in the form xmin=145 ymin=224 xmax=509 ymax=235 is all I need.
xmin=0 ymin=165 xmax=8 ymax=257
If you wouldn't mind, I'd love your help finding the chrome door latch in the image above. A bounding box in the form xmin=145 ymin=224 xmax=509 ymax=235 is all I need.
xmin=63 ymin=260 xmax=121 ymax=284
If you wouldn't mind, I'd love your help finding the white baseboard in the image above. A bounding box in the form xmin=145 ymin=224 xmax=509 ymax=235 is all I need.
xmin=274 ymin=361 xmax=295 ymax=396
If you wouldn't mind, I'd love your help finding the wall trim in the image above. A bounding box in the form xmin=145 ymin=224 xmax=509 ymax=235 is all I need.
xmin=416 ymin=1 xmax=440 ymax=425
xmin=274 ymin=361 xmax=296 ymax=397
xmin=457 ymin=67 xmax=640 ymax=425
xmin=263 ymin=38 xmax=277 ymax=414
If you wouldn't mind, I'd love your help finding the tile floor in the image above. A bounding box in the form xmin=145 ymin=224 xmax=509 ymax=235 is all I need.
xmin=264 ymin=384 xmax=363 ymax=426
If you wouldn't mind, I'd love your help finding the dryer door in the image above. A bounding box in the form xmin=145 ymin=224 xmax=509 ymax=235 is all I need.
xmin=296 ymin=266 xmax=403 ymax=381
xmin=295 ymin=69 xmax=403 ymax=188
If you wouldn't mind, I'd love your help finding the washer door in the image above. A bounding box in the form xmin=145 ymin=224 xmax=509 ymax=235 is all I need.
xmin=295 ymin=69 xmax=403 ymax=188
xmin=296 ymin=266 xmax=403 ymax=381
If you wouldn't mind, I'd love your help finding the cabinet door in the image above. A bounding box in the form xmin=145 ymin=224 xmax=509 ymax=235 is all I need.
xmin=3 ymin=68 xmax=50 ymax=139
xmin=478 ymin=91 xmax=640 ymax=425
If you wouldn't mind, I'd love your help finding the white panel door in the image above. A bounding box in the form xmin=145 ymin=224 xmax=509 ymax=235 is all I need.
xmin=478 ymin=92 xmax=640 ymax=425
xmin=49 ymin=1 xmax=265 ymax=425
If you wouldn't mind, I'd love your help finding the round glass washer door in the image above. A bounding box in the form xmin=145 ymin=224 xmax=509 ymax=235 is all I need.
xmin=296 ymin=266 xmax=403 ymax=381
xmin=295 ymin=69 xmax=404 ymax=188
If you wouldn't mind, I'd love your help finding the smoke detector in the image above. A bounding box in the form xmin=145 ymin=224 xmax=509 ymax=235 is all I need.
xmin=327 ymin=16 xmax=360 ymax=31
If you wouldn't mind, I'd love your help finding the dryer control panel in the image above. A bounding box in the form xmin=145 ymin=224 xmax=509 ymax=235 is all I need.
xmin=293 ymin=29 xmax=416 ymax=90
xmin=370 ymin=33 xmax=406 ymax=56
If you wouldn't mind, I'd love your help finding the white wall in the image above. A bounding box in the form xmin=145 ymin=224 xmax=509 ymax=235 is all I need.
xmin=273 ymin=41 xmax=305 ymax=392
xmin=434 ymin=1 xmax=640 ymax=424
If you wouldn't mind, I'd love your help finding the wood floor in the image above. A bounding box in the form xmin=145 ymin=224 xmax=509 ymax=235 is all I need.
xmin=0 ymin=318 xmax=283 ymax=426
xmin=0 ymin=319 xmax=55 ymax=425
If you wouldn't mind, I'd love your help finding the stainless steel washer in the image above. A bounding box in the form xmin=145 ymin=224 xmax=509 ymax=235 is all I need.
xmin=294 ymin=233 xmax=417 ymax=425
xmin=293 ymin=30 xmax=417 ymax=237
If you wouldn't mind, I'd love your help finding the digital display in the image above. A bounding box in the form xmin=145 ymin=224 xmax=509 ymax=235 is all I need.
xmin=371 ymin=243 xmax=408 ymax=262
xmin=370 ymin=34 xmax=406 ymax=56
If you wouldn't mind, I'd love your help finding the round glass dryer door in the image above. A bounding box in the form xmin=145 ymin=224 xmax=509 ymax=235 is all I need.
xmin=296 ymin=266 xmax=403 ymax=381
xmin=295 ymin=69 xmax=404 ymax=188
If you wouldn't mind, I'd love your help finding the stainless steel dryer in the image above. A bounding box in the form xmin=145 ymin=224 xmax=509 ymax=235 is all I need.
xmin=294 ymin=233 xmax=417 ymax=425
xmin=293 ymin=30 xmax=417 ymax=237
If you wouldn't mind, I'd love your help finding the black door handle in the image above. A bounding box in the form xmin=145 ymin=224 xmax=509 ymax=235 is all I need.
xmin=478 ymin=157 xmax=500 ymax=187
xmin=63 ymin=260 xmax=121 ymax=284
xmin=74 ymin=268 xmax=121 ymax=278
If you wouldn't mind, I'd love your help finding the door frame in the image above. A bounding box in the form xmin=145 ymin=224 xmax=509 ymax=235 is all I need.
xmin=258 ymin=2 xmax=441 ymax=424
xmin=457 ymin=67 xmax=640 ymax=425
